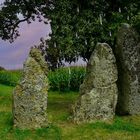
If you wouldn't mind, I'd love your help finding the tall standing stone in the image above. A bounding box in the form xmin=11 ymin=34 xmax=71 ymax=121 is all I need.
xmin=72 ymin=43 xmax=118 ymax=123
xmin=13 ymin=48 xmax=49 ymax=129
xmin=115 ymin=23 xmax=140 ymax=115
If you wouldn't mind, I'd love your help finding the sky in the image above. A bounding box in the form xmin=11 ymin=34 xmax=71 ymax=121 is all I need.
xmin=0 ymin=21 xmax=51 ymax=69
xmin=0 ymin=0 xmax=51 ymax=69
xmin=0 ymin=0 xmax=86 ymax=70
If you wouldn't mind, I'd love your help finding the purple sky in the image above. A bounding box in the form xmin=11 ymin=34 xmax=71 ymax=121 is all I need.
xmin=0 ymin=2 xmax=51 ymax=70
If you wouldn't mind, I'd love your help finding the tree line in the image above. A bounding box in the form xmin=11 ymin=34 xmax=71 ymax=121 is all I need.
xmin=0 ymin=0 xmax=140 ymax=69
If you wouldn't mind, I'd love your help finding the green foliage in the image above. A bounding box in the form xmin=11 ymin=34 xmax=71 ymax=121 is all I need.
xmin=0 ymin=67 xmax=86 ymax=91
xmin=48 ymin=66 xmax=86 ymax=91
xmin=0 ymin=0 xmax=140 ymax=69
xmin=39 ymin=0 xmax=140 ymax=67
xmin=0 ymin=66 xmax=5 ymax=71
xmin=132 ymin=12 xmax=140 ymax=34
xmin=69 ymin=66 xmax=86 ymax=91
xmin=0 ymin=70 xmax=21 ymax=86
xmin=0 ymin=0 xmax=47 ymax=42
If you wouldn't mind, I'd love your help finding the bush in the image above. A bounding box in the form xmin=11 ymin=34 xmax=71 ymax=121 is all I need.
xmin=0 ymin=70 xmax=21 ymax=86
xmin=48 ymin=66 xmax=86 ymax=91
xmin=0 ymin=67 xmax=86 ymax=91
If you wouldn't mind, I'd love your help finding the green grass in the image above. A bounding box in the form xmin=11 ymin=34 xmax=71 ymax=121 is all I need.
xmin=0 ymin=84 xmax=140 ymax=140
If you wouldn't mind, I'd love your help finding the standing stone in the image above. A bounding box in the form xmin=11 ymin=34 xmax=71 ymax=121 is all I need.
xmin=72 ymin=43 xmax=118 ymax=123
xmin=13 ymin=47 xmax=49 ymax=129
xmin=115 ymin=23 xmax=140 ymax=115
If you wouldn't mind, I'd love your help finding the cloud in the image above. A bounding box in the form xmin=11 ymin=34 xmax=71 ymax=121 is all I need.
xmin=0 ymin=20 xmax=51 ymax=69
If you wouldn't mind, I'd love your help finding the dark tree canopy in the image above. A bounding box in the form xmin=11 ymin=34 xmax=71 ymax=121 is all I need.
xmin=0 ymin=0 xmax=140 ymax=69
xmin=38 ymin=0 xmax=140 ymax=69
xmin=0 ymin=0 xmax=47 ymax=42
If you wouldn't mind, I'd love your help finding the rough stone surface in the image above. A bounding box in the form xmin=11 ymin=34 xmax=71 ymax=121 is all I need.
xmin=115 ymin=23 xmax=140 ymax=115
xmin=72 ymin=43 xmax=118 ymax=123
xmin=13 ymin=47 xmax=49 ymax=129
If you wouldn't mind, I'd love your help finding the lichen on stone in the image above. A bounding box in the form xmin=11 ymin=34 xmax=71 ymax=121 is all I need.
xmin=115 ymin=23 xmax=140 ymax=115
xmin=13 ymin=47 xmax=49 ymax=129
xmin=72 ymin=43 xmax=118 ymax=123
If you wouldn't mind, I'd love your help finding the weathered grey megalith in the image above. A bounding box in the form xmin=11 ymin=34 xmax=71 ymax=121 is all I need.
xmin=115 ymin=23 xmax=140 ymax=115
xmin=13 ymin=47 xmax=49 ymax=129
xmin=72 ymin=43 xmax=118 ymax=123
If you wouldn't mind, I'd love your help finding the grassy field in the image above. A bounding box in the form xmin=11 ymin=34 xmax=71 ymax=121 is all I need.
xmin=0 ymin=84 xmax=140 ymax=140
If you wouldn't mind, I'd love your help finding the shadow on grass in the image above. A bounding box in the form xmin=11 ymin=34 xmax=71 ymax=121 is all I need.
xmin=13 ymin=125 xmax=62 ymax=140
xmin=78 ymin=116 xmax=140 ymax=133
xmin=0 ymin=112 xmax=62 ymax=140
xmin=0 ymin=112 xmax=13 ymax=139
xmin=0 ymin=113 xmax=140 ymax=140
xmin=36 ymin=125 xmax=61 ymax=140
